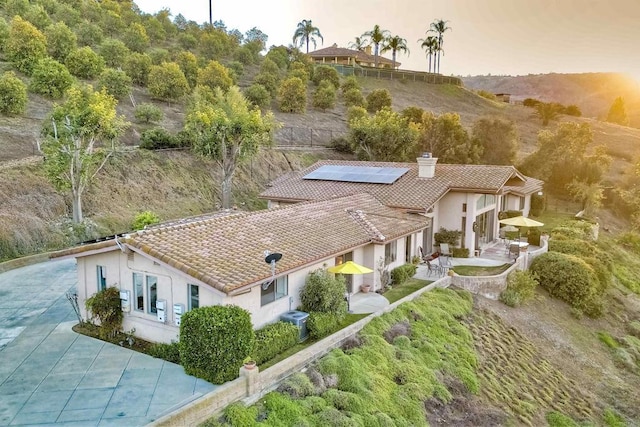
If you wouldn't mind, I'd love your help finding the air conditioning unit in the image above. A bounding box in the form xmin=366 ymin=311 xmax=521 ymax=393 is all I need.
xmin=280 ymin=310 xmax=309 ymax=342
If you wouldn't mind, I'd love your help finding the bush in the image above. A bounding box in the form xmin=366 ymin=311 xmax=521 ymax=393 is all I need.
xmin=226 ymin=61 xmax=244 ymax=79
xmin=260 ymin=57 xmax=281 ymax=76
xmin=65 ymin=46 xmax=105 ymax=79
xmin=148 ymin=341 xmax=180 ymax=364
xmin=244 ymin=83 xmax=271 ymax=108
xmin=254 ymin=72 xmax=279 ymax=97
xmin=29 ymin=57 xmax=74 ymax=99
xmin=122 ymin=23 xmax=149 ymax=53
xmin=277 ymin=372 xmax=316 ymax=398
xmin=530 ymin=193 xmax=545 ymax=216
xmin=546 ymin=411 xmax=579 ymax=427
xmin=45 ymin=21 xmax=77 ymax=62
xmin=312 ymin=80 xmax=337 ymax=111
xmin=329 ymin=136 xmax=353 ymax=154
xmin=347 ymin=106 xmax=368 ymax=124
xmin=390 ymin=263 xmax=417 ymax=286
xmin=476 ymin=89 xmax=496 ymax=100
xmin=0 ymin=17 xmax=8 ymax=53
xmin=148 ymin=62 xmax=190 ymax=102
xmin=253 ymin=321 xmax=299 ymax=365
xmin=123 ymin=52 xmax=152 ymax=86
xmin=223 ymin=402 xmax=258 ymax=426
xmin=85 ymin=287 xmax=123 ymax=339
xmin=75 ymin=21 xmax=103 ymax=47
xmin=343 ymin=88 xmax=366 ymax=108
xmin=134 ymin=103 xmax=163 ymax=124
xmin=234 ymin=45 xmax=255 ymax=65
xmin=98 ymin=68 xmax=132 ymax=99
xmin=307 ymin=312 xmax=341 ymax=340
xmin=500 ymin=270 xmax=538 ymax=307
xmin=434 ymin=227 xmax=462 ymax=246
xmin=452 ymin=248 xmax=469 ymax=258
xmin=132 ymin=211 xmax=160 ymax=230
xmin=312 ymin=65 xmax=340 ymax=88
xmin=341 ymin=75 xmax=360 ymax=93
xmin=529 ymin=252 xmax=599 ymax=313
xmin=527 ymin=228 xmax=541 ymax=246
xmin=366 ymin=89 xmax=392 ymax=113
xmin=300 ymin=269 xmax=348 ymax=316
xmin=523 ymin=98 xmax=541 ymax=108
xmin=139 ymin=127 xmax=181 ymax=149
xmin=148 ymin=47 xmax=171 ymax=65
xmin=278 ymin=77 xmax=307 ymax=113
xmin=99 ymin=38 xmax=129 ymax=68
xmin=197 ymin=60 xmax=233 ymax=92
xmin=0 ymin=71 xmax=27 ymax=115
xmin=6 ymin=16 xmax=47 ymax=75
xmin=180 ymin=305 xmax=255 ymax=384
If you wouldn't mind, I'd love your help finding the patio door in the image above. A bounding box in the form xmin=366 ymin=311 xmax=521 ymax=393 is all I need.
xmin=422 ymin=225 xmax=433 ymax=255
xmin=334 ymin=252 xmax=354 ymax=293
xmin=405 ymin=236 xmax=411 ymax=263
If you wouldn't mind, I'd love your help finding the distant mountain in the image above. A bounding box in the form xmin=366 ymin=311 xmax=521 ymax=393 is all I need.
xmin=461 ymin=73 xmax=640 ymax=127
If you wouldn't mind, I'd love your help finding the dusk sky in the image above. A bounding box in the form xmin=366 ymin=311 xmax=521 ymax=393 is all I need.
xmin=135 ymin=0 xmax=640 ymax=81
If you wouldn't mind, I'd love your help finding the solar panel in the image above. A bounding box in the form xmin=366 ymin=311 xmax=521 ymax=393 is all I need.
xmin=303 ymin=165 xmax=409 ymax=184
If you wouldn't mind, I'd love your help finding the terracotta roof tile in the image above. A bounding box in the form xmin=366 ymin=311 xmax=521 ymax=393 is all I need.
xmin=308 ymin=46 xmax=395 ymax=65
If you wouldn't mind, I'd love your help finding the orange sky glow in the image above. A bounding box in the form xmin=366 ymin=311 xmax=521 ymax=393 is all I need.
xmin=135 ymin=0 xmax=640 ymax=81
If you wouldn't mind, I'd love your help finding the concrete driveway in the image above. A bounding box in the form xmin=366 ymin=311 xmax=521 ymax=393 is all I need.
xmin=0 ymin=259 xmax=215 ymax=426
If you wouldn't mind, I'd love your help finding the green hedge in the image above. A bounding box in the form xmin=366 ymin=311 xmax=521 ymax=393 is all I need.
xmin=452 ymin=247 xmax=469 ymax=258
xmin=179 ymin=305 xmax=255 ymax=384
xmin=307 ymin=312 xmax=340 ymax=340
xmin=300 ymin=269 xmax=348 ymax=316
xmin=148 ymin=341 xmax=180 ymax=364
xmin=500 ymin=270 xmax=538 ymax=307
xmin=390 ymin=263 xmax=417 ymax=285
xmin=253 ymin=321 xmax=299 ymax=365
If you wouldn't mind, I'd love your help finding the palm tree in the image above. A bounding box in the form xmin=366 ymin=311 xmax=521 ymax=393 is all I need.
xmin=292 ymin=19 xmax=323 ymax=53
xmin=381 ymin=35 xmax=409 ymax=70
xmin=348 ymin=36 xmax=369 ymax=52
xmin=418 ymin=35 xmax=438 ymax=73
xmin=363 ymin=25 xmax=389 ymax=68
xmin=429 ymin=19 xmax=451 ymax=73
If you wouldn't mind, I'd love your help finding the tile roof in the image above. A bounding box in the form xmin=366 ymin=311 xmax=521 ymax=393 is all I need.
xmin=504 ymin=176 xmax=544 ymax=196
xmin=53 ymin=194 xmax=428 ymax=294
xmin=308 ymin=46 xmax=395 ymax=65
xmin=260 ymin=160 xmax=532 ymax=211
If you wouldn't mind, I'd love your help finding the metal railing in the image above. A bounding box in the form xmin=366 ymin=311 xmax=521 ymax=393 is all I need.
xmin=323 ymin=64 xmax=462 ymax=86
xmin=274 ymin=126 xmax=347 ymax=147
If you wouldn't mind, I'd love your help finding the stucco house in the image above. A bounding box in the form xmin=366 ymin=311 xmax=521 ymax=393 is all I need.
xmin=308 ymin=44 xmax=397 ymax=69
xmin=259 ymin=156 xmax=544 ymax=256
xmin=52 ymin=194 xmax=428 ymax=344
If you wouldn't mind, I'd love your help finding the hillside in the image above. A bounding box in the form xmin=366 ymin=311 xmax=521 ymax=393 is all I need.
xmin=462 ymin=73 xmax=640 ymax=128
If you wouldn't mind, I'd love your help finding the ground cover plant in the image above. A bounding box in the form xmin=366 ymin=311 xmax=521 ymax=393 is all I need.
xmin=452 ymin=264 xmax=511 ymax=276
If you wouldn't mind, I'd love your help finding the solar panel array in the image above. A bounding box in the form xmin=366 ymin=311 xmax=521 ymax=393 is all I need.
xmin=303 ymin=165 xmax=409 ymax=184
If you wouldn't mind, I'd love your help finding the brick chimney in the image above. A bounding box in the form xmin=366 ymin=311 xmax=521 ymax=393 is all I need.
xmin=417 ymin=152 xmax=438 ymax=178
xmin=365 ymin=45 xmax=372 ymax=55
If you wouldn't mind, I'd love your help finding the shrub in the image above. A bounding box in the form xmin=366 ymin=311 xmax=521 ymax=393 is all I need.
xmin=530 ymin=193 xmax=545 ymax=216
xmin=312 ymin=65 xmax=340 ymax=88
xmin=597 ymin=331 xmax=619 ymax=349
xmin=546 ymin=411 xmax=579 ymax=427
xmin=134 ymin=103 xmax=163 ymax=124
xmin=75 ymin=21 xmax=103 ymax=47
xmin=476 ymin=90 xmax=496 ymax=100
xmin=244 ymin=83 xmax=271 ymax=108
xmin=6 ymin=16 xmax=47 ymax=75
xmin=123 ymin=52 xmax=152 ymax=86
xmin=523 ymin=98 xmax=541 ymax=108
xmin=253 ymin=321 xmax=299 ymax=365
xmin=287 ymin=68 xmax=310 ymax=85
xmin=390 ymin=264 xmax=417 ymax=286
xmin=139 ymin=128 xmax=181 ymax=149
xmin=300 ymin=269 xmax=348 ymax=316
xmin=0 ymin=71 xmax=27 ymax=115
xmin=527 ymin=228 xmax=541 ymax=246
xmin=85 ymin=287 xmax=123 ymax=339
xmin=234 ymin=45 xmax=255 ymax=65
xmin=148 ymin=62 xmax=190 ymax=102
xmin=0 ymin=17 xmax=8 ymax=53
xmin=329 ymin=136 xmax=353 ymax=154
xmin=148 ymin=47 xmax=171 ymax=65
xmin=277 ymin=372 xmax=316 ymax=398
xmin=500 ymin=270 xmax=539 ymax=307
xmin=29 ymin=57 xmax=74 ymax=99
xmin=178 ymin=32 xmax=197 ymax=50
xmin=307 ymin=312 xmax=341 ymax=340
xmin=529 ymin=252 xmax=599 ymax=313
xmin=312 ymin=80 xmax=337 ymax=111
xmin=254 ymin=72 xmax=279 ymax=96
xmin=452 ymin=247 xmax=469 ymax=258
xmin=627 ymin=320 xmax=640 ymax=338
xmin=223 ymin=402 xmax=258 ymax=426
xmin=65 ymin=46 xmax=105 ymax=79
xmin=180 ymin=305 xmax=255 ymax=384
xmin=366 ymin=89 xmax=392 ymax=113
xmin=260 ymin=58 xmax=281 ymax=76
xmin=132 ymin=211 xmax=160 ymax=230
xmin=45 ymin=21 xmax=77 ymax=62
xmin=347 ymin=106 xmax=368 ymax=124
xmin=226 ymin=60 xmax=244 ymax=79
xmin=122 ymin=23 xmax=149 ymax=53
xmin=99 ymin=38 xmax=130 ymax=68
xmin=343 ymin=88 xmax=366 ymax=108
xmin=617 ymin=232 xmax=640 ymax=254
xmin=278 ymin=77 xmax=307 ymax=113
xmin=148 ymin=341 xmax=180 ymax=364
xmin=174 ymin=51 xmax=199 ymax=89
xmin=98 ymin=68 xmax=132 ymax=99
xmin=400 ymin=106 xmax=426 ymax=124
xmin=434 ymin=227 xmax=462 ymax=246
xmin=341 ymin=75 xmax=360 ymax=93
xmin=197 ymin=60 xmax=233 ymax=92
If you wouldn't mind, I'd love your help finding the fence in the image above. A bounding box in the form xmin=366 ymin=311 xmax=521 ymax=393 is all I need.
xmin=274 ymin=126 xmax=347 ymax=148
xmin=325 ymin=64 xmax=462 ymax=86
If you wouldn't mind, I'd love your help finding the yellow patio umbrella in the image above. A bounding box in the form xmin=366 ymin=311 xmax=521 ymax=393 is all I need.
xmin=499 ymin=216 xmax=544 ymax=241
xmin=327 ymin=261 xmax=373 ymax=274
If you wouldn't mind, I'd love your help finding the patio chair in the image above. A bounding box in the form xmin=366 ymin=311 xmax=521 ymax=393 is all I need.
xmin=439 ymin=243 xmax=453 ymax=266
xmin=426 ymin=260 xmax=441 ymax=277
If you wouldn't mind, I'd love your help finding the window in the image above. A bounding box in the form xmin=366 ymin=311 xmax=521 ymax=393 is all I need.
xmin=189 ymin=284 xmax=199 ymax=311
xmin=147 ymin=275 xmax=158 ymax=314
xmin=385 ymin=240 xmax=397 ymax=263
xmin=96 ymin=266 xmax=107 ymax=291
xmin=133 ymin=273 xmax=144 ymax=311
xmin=519 ymin=196 xmax=525 ymax=210
xmin=462 ymin=203 xmax=467 ymax=213
xmin=261 ymin=275 xmax=288 ymax=306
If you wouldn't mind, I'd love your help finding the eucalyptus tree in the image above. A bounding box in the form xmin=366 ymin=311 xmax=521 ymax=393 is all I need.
xmin=348 ymin=36 xmax=368 ymax=52
xmin=363 ymin=24 xmax=389 ymax=67
xmin=292 ymin=19 xmax=323 ymax=53
xmin=418 ymin=35 xmax=438 ymax=73
xmin=429 ymin=19 xmax=451 ymax=73
xmin=381 ymin=35 xmax=409 ymax=69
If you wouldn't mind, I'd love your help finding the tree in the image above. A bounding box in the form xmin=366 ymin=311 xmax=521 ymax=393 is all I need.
xmin=45 ymin=21 xmax=77 ymax=62
xmin=312 ymin=65 xmax=340 ymax=88
xmin=184 ymin=86 xmax=277 ymax=209
xmin=429 ymin=19 xmax=451 ymax=73
xmin=99 ymin=38 xmax=130 ymax=68
xmin=29 ymin=58 xmax=74 ymax=99
xmin=363 ymin=25 xmax=389 ymax=68
xmin=343 ymin=88 xmax=366 ymax=108
xmin=381 ymin=35 xmax=409 ymax=69
xmin=134 ymin=103 xmax=163 ymax=124
xmin=536 ymin=102 xmax=559 ymax=126
xmin=75 ymin=21 xmax=104 ymax=47
xmin=277 ymin=77 xmax=307 ymax=113
xmin=0 ymin=71 xmax=28 ymax=116
xmin=472 ymin=117 xmax=519 ymax=165
xmin=174 ymin=51 xmax=199 ymax=89
xmin=243 ymin=83 xmax=271 ymax=108
xmin=418 ymin=112 xmax=480 ymax=164
xmin=300 ymin=269 xmax=348 ymax=315
xmin=349 ymin=107 xmax=419 ymax=161
xmin=418 ymin=35 xmax=438 ymax=73
xmin=348 ymin=36 xmax=369 ymax=52
xmin=41 ymin=84 xmax=129 ymax=223
xmin=292 ymin=19 xmax=323 ymax=53
xmin=6 ymin=16 xmax=47 ymax=75
xmin=122 ymin=22 xmax=149 ymax=53
xmin=313 ymin=80 xmax=337 ymax=111
xmin=0 ymin=17 xmax=8 ymax=54
xmin=197 ymin=60 xmax=233 ymax=92
xmin=244 ymin=27 xmax=268 ymax=52
xmin=65 ymin=46 xmax=105 ymax=79
xmin=147 ymin=62 xmax=190 ymax=103
xmin=366 ymin=89 xmax=392 ymax=113
xmin=567 ymin=180 xmax=604 ymax=218
xmin=97 ymin=68 xmax=132 ymax=99
xmin=123 ymin=52 xmax=152 ymax=86
xmin=607 ymin=96 xmax=629 ymax=126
